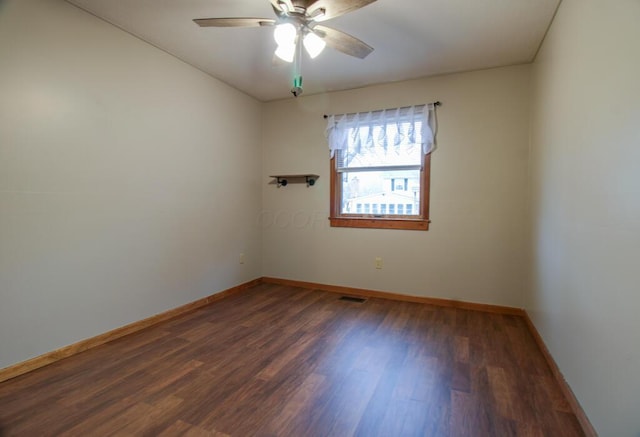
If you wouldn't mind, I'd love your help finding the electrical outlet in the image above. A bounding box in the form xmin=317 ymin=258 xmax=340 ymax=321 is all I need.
xmin=239 ymin=253 xmax=245 ymax=264
xmin=375 ymin=257 xmax=383 ymax=269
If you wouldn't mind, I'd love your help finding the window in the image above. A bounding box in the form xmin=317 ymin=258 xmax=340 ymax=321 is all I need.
xmin=326 ymin=104 xmax=437 ymax=230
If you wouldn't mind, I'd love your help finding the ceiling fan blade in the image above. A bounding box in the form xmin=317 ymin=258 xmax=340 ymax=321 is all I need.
xmin=270 ymin=0 xmax=282 ymax=10
xmin=193 ymin=18 xmax=276 ymax=27
xmin=271 ymin=3 xmax=285 ymax=18
xmin=314 ymin=25 xmax=373 ymax=59
xmin=306 ymin=0 xmax=377 ymax=22
xmin=271 ymin=0 xmax=296 ymax=13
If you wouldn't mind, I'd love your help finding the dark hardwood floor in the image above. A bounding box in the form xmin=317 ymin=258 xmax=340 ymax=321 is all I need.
xmin=0 ymin=284 xmax=584 ymax=436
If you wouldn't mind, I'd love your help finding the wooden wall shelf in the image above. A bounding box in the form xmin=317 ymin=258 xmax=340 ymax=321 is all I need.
xmin=270 ymin=174 xmax=319 ymax=187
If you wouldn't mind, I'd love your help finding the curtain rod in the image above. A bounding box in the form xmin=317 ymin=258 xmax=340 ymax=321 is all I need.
xmin=323 ymin=101 xmax=441 ymax=119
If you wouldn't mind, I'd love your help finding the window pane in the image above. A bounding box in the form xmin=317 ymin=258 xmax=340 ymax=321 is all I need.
xmin=337 ymin=143 xmax=422 ymax=169
xmin=340 ymin=170 xmax=421 ymax=215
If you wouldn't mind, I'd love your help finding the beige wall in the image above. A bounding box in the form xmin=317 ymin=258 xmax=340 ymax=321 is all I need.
xmin=0 ymin=0 xmax=263 ymax=369
xmin=528 ymin=0 xmax=640 ymax=435
xmin=262 ymin=65 xmax=531 ymax=307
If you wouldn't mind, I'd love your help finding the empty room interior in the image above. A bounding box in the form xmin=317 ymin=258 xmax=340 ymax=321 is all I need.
xmin=0 ymin=0 xmax=638 ymax=436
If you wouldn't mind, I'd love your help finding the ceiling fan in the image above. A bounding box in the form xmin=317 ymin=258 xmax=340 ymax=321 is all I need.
xmin=194 ymin=0 xmax=377 ymax=97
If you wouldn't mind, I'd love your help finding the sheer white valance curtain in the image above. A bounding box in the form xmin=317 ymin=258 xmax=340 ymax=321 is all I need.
xmin=325 ymin=103 xmax=438 ymax=158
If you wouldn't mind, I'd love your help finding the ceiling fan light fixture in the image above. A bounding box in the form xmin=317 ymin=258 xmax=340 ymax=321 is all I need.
xmin=275 ymin=43 xmax=296 ymax=62
xmin=274 ymin=23 xmax=297 ymax=46
xmin=303 ymin=32 xmax=326 ymax=59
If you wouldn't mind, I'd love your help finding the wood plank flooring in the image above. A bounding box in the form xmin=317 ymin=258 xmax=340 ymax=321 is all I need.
xmin=0 ymin=284 xmax=584 ymax=436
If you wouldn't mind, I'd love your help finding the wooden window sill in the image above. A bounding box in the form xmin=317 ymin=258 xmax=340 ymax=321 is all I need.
xmin=329 ymin=217 xmax=430 ymax=230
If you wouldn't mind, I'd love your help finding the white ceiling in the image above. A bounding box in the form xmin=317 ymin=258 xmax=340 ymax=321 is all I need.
xmin=65 ymin=0 xmax=560 ymax=102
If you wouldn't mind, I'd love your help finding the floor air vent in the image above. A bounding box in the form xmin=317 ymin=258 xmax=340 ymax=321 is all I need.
xmin=339 ymin=296 xmax=367 ymax=303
